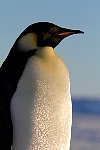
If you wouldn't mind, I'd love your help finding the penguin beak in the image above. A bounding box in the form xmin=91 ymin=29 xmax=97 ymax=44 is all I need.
xmin=58 ymin=28 xmax=84 ymax=37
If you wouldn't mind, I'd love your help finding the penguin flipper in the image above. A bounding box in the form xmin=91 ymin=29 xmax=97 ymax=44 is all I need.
xmin=0 ymin=107 xmax=12 ymax=150
xmin=0 ymin=67 xmax=13 ymax=150
xmin=0 ymin=47 xmax=37 ymax=150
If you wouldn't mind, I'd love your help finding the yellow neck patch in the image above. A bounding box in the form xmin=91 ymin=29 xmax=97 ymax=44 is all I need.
xmin=36 ymin=47 xmax=55 ymax=59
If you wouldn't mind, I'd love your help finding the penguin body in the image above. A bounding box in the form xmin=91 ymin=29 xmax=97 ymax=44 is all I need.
xmin=0 ymin=22 xmax=83 ymax=150
xmin=11 ymin=47 xmax=71 ymax=150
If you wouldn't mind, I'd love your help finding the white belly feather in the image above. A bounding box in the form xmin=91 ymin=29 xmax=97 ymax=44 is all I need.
xmin=11 ymin=48 xmax=72 ymax=150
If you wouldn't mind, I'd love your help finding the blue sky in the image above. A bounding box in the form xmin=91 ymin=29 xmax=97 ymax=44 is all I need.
xmin=0 ymin=0 xmax=100 ymax=98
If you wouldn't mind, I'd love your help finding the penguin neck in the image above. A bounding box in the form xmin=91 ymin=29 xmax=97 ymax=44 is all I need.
xmin=36 ymin=46 xmax=55 ymax=59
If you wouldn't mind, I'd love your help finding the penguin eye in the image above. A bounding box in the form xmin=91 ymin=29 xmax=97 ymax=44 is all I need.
xmin=43 ymin=32 xmax=51 ymax=40
xmin=39 ymin=31 xmax=51 ymax=41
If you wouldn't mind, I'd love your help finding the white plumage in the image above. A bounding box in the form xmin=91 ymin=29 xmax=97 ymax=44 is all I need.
xmin=11 ymin=47 xmax=72 ymax=150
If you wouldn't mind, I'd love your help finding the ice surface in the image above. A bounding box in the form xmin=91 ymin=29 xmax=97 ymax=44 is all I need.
xmin=71 ymin=114 xmax=100 ymax=150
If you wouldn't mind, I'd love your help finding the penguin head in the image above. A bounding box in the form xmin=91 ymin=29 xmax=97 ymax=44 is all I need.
xmin=15 ymin=22 xmax=84 ymax=52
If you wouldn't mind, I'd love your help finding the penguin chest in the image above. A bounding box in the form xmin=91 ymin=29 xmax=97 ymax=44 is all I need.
xmin=11 ymin=56 xmax=72 ymax=150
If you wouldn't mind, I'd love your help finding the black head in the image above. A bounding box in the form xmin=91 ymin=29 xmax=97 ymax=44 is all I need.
xmin=15 ymin=22 xmax=84 ymax=50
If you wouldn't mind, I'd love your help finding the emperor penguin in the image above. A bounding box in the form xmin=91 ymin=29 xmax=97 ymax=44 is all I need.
xmin=0 ymin=22 xmax=83 ymax=150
